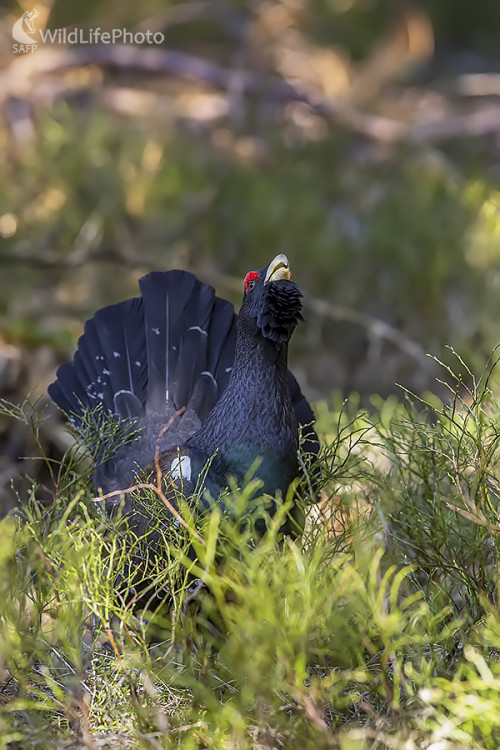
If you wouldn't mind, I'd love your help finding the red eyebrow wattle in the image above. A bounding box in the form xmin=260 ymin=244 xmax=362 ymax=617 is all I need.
xmin=244 ymin=271 xmax=259 ymax=292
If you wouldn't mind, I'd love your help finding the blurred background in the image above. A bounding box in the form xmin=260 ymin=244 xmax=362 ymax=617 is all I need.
xmin=1 ymin=0 xmax=500 ymax=512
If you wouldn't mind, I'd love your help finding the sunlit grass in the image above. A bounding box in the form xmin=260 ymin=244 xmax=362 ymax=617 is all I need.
xmin=1 ymin=353 xmax=500 ymax=747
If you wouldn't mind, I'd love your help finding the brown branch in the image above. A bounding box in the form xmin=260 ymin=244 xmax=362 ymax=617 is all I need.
xmin=305 ymin=297 xmax=435 ymax=372
xmin=1 ymin=246 xmax=432 ymax=370
xmin=3 ymin=44 xmax=304 ymax=106
xmin=408 ymin=104 xmax=500 ymax=143
xmin=0 ymin=246 xmax=117 ymax=269
xmin=4 ymin=44 xmax=500 ymax=144
xmin=0 ymin=44 xmax=419 ymax=144
xmin=450 ymin=73 xmax=500 ymax=98
xmin=154 ymin=407 xmax=186 ymax=490
xmin=93 ymin=483 xmax=204 ymax=544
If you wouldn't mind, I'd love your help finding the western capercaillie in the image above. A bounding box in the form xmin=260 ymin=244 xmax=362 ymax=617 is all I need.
xmin=49 ymin=254 xmax=318 ymax=542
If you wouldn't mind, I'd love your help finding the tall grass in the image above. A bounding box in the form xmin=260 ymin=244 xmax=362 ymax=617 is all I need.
xmin=1 ymin=352 xmax=500 ymax=748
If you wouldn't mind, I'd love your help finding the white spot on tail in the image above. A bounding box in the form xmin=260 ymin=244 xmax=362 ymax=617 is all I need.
xmin=152 ymin=327 xmax=160 ymax=335
xmin=115 ymin=389 xmax=133 ymax=398
xmin=113 ymin=351 xmax=121 ymax=358
xmin=201 ymin=371 xmax=216 ymax=385
xmin=171 ymin=455 xmax=191 ymax=482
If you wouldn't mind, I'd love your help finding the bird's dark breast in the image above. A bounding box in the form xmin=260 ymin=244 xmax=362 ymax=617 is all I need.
xmin=154 ymin=443 xmax=298 ymax=511
xmin=212 ymin=443 xmax=298 ymax=499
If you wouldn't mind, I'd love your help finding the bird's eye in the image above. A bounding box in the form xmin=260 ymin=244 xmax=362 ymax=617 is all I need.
xmin=244 ymin=271 xmax=259 ymax=293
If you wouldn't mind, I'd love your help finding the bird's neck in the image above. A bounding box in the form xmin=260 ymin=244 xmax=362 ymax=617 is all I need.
xmin=188 ymin=330 xmax=298 ymax=463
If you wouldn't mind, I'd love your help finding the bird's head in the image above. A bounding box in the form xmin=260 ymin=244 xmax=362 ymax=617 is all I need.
xmin=239 ymin=254 xmax=303 ymax=345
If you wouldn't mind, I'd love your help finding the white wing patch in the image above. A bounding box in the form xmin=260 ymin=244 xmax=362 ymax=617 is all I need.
xmin=171 ymin=455 xmax=192 ymax=482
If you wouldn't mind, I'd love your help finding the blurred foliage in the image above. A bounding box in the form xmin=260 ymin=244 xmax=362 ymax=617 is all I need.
xmin=1 ymin=103 xmax=500 ymax=400
xmin=0 ymin=0 xmax=500 ymax=401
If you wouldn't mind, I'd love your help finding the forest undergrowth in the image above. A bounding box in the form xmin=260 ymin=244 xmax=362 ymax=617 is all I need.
xmin=1 ymin=352 xmax=500 ymax=749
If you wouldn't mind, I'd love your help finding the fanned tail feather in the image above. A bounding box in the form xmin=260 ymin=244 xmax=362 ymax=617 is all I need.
xmin=49 ymin=270 xmax=240 ymax=492
xmin=92 ymin=298 xmax=147 ymax=418
xmin=139 ymin=271 xmax=199 ymax=412
xmin=208 ymin=298 xmax=237 ymax=387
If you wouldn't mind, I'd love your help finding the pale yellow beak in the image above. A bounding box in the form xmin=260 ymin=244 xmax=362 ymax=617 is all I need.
xmin=264 ymin=253 xmax=291 ymax=284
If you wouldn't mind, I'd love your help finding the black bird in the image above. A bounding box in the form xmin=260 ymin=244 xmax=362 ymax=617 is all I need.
xmin=49 ymin=254 xmax=318 ymax=537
